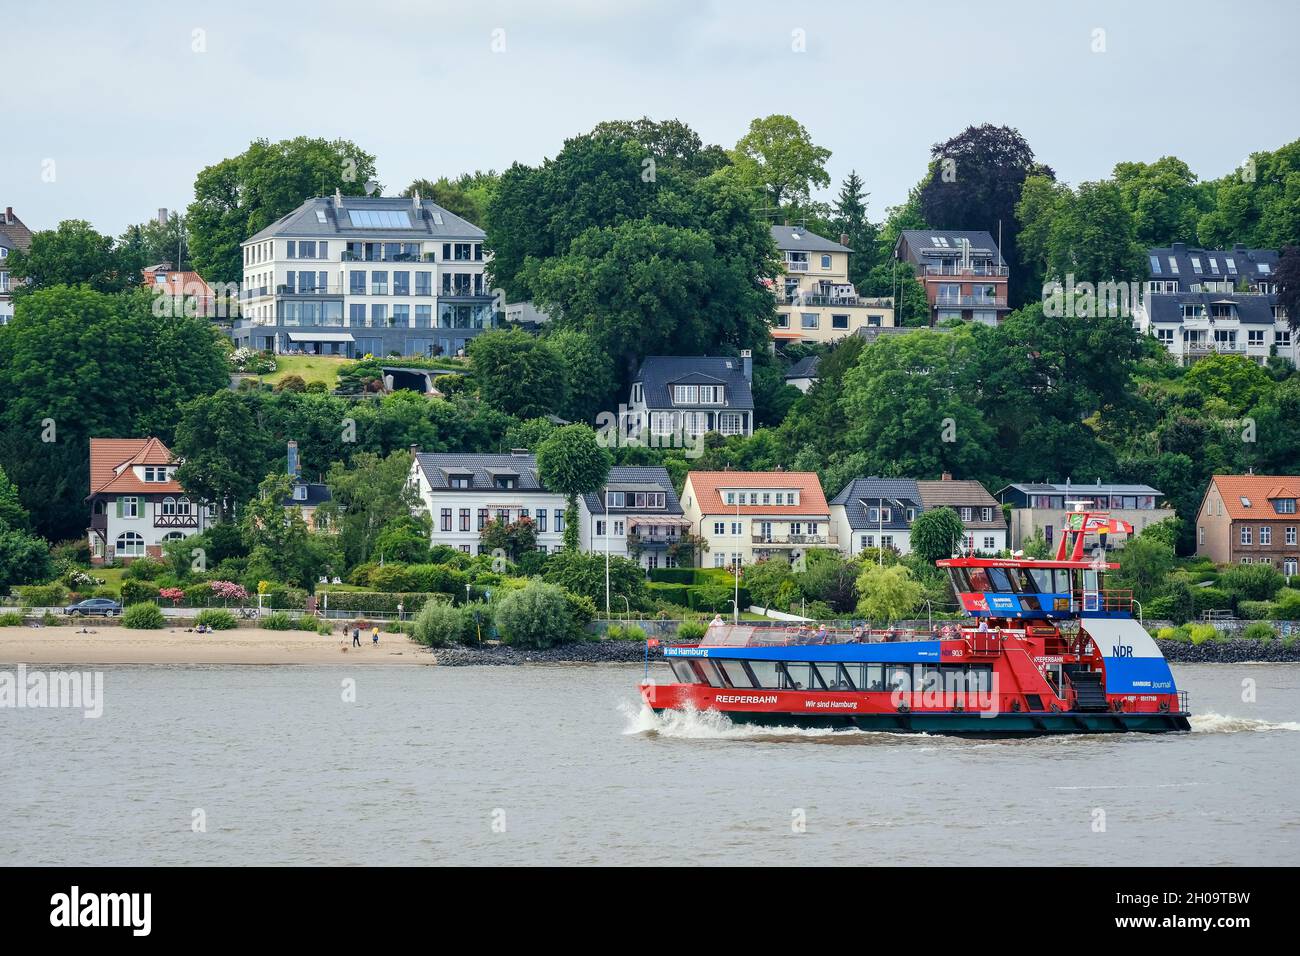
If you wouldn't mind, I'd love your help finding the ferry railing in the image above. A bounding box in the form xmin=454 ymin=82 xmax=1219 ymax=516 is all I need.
xmin=1178 ymin=690 xmax=1190 ymax=714
xmin=1074 ymin=589 xmax=1134 ymax=613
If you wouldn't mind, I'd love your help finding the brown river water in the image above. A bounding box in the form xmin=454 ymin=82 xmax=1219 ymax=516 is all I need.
xmin=2 ymin=662 xmax=1297 ymax=865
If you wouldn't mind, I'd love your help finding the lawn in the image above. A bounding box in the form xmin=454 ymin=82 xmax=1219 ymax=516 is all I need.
xmin=261 ymin=355 xmax=351 ymax=389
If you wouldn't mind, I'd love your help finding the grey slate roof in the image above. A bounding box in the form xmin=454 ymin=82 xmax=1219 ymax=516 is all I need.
xmin=633 ymin=356 xmax=754 ymax=410
xmin=1146 ymin=243 xmax=1278 ymax=289
xmin=896 ymin=229 xmax=1004 ymax=262
xmin=998 ymin=482 xmax=1163 ymax=506
xmin=414 ymin=452 xmax=548 ymax=492
xmin=784 ymin=355 xmax=821 ymax=381
xmin=1144 ymin=292 xmax=1279 ymax=326
xmin=283 ymin=483 xmax=332 ymax=506
xmin=581 ymin=466 xmax=684 ymax=516
xmin=245 ymin=195 xmax=484 ymax=244
xmin=770 ymin=225 xmax=850 ymax=254
xmin=830 ymin=478 xmax=922 ymax=530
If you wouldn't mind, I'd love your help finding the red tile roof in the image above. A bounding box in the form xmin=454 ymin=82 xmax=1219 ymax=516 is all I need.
xmin=685 ymin=471 xmax=829 ymax=515
xmin=1209 ymin=474 xmax=1300 ymax=521
xmin=89 ymin=438 xmax=183 ymax=495
xmin=141 ymin=270 xmax=214 ymax=298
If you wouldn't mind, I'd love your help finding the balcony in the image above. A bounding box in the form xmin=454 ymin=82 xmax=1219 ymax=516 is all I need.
xmin=628 ymin=532 xmax=679 ymax=548
xmin=241 ymin=286 xmax=269 ymax=300
xmin=751 ymin=533 xmax=838 ymax=546
xmin=441 ymin=288 xmax=493 ymax=300
xmin=278 ymin=284 xmax=344 ymax=296
xmin=341 ymin=251 xmax=430 ymax=263
xmin=934 ymin=294 xmax=1008 ymax=308
xmin=155 ymin=514 xmax=199 ymax=528
xmin=923 ymin=264 xmax=1009 ymax=277
xmin=1185 ymin=340 xmax=1246 ymax=354
xmin=784 ymin=259 xmax=810 ymax=273
xmin=776 ymin=293 xmax=893 ymax=308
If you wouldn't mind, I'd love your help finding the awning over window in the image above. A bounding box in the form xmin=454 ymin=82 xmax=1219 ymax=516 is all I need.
xmin=286 ymin=332 xmax=355 ymax=343
xmin=627 ymin=516 xmax=692 ymax=529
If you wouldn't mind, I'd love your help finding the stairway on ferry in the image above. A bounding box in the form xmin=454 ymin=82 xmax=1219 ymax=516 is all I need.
xmin=1065 ymin=666 xmax=1109 ymax=712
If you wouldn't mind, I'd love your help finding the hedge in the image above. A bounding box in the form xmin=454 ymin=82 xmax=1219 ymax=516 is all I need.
xmin=317 ymin=591 xmax=445 ymax=614
xmin=647 ymin=582 xmax=690 ymax=607
xmin=1237 ymin=600 xmax=1274 ymax=620
xmin=648 ymin=568 xmax=696 ymax=585
xmin=1191 ymin=587 xmax=1232 ymax=613
xmin=17 ymin=584 xmax=66 ymax=608
xmin=120 ymin=580 xmax=161 ymax=605
xmin=687 ymin=584 xmax=750 ymax=612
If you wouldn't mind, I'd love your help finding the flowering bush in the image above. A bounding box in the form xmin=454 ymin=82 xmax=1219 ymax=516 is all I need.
xmin=63 ymin=569 xmax=104 ymax=590
xmin=210 ymin=580 xmax=249 ymax=602
xmin=231 ymin=347 xmax=277 ymax=374
xmin=159 ymin=587 xmax=185 ymax=605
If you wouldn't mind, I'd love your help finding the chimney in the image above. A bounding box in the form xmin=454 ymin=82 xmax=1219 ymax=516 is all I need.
xmin=941 ymin=471 xmax=952 ymax=481
xmin=157 ymin=208 xmax=169 ymax=226
xmin=409 ymin=444 xmax=421 ymax=457
xmin=333 ymin=188 xmax=343 ymax=210
xmin=412 ymin=191 xmax=421 ymax=213
xmin=740 ymin=348 xmax=752 ymax=382
xmin=510 ymin=448 xmax=529 ymax=457
xmin=1172 ymin=242 xmax=1186 ymax=254
xmin=287 ymin=440 xmax=301 ymax=479
xmin=4 ymin=207 xmax=12 ymax=224
xmin=840 ymin=233 xmax=850 ymax=247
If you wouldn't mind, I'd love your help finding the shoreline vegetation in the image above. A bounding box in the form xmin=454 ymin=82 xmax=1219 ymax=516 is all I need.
xmin=0 ymin=625 xmax=1295 ymax=667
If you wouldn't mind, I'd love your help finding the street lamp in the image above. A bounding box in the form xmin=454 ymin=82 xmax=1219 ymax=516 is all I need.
xmin=733 ymin=496 xmax=742 ymax=624
xmin=603 ymin=489 xmax=611 ymax=617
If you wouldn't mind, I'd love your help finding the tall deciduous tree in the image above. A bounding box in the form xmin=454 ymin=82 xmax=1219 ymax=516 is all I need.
xmin=6 ymin=220 xmax=139 ymax=297
xmin=536 ymin=424 xmax=612 ymax=551
xmin=1276 ymin=245 xmax=1300 ymax=333
xmin=731 ymin=114 xmax=832 ymax=210
xmin=909 ymin=508 xmax=968 ymax=564
xmin=854 ymin=563 xmax=925 ymax=624
xmin=319 ymin=451 xmax=426 ymax=568
xmin=173 ymin=391 xmax=276 ymax=520
xmin=467 ymin=328 xmax=567 ymax=419
xmin=187 ymin=137 xmax=378 ymax=283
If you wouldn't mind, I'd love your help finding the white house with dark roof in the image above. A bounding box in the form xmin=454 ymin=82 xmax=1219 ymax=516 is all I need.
xmin=1143 ymin=243 xmax=1279 ymax=296
xmin=407 ymin=450 xmax=567 ymax=555
xmin=894 ymin=229 xmax=1010 ymax=326
xmin=626 ymin=353 xmax=755 ymax=440
xmin=1133 ymin=291 xmax=1293 ymax=367
xmin=233 ymin=192 xmax=494 ymax=359
xmin=769 ymin=225 xmax=894 ymax=344
xmin=578 ymin=466 xmax=689 ymax=570
xmin=830 ymin=478 xmax=923 ymax=556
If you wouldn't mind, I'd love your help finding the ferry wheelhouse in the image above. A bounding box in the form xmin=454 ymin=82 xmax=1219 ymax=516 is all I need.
xmin=640 ymin=511 xmax=1190 ymax=735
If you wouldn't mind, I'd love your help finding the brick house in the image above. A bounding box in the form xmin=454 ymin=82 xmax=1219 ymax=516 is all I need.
xmin=1196 ymin=474 xmax=1300 ymax=575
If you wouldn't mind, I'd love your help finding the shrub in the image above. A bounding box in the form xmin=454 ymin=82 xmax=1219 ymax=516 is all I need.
xmin=495 ymin=580 xmax=578 ymax=649
xmin=124 ymin=558 xmax=165 ymax=581
xmin=647 ymin=582 xmax=690 ymax=607
xmin=620 ymin=625 xmax=646 ymax=641
xmin=122 ymin=602 xmax=166 ymax=629
xmin=92 ymin=586 xmax=120 ymax=600
xmin=17 ymin=583 xmax=66 ymax=608
xmin=411 ymin=601 xmax=471 ymax=647
xmin=317 ymin=621 xmax=334 ymax=635
xmin=675 ymin=620 xmax=707 ymax=642
xmin=294 ymin=615 xmax=321 ymax=631
xmin=648 ymin=568 xmax=695 ymax=585
xmin=1155 ymin=626 xmax=1179 ymax=642
xmin=1242 ymin=621 xmax=1276 ymax=642
xmin=120 ymin=580 xmax=160 ymax=605
xmin=368 ymin=564 xmax=417 ymax=593
xmin=1272 ymin=589 xmax=1300 ymax=620
xmin=194 ymin=609 xmax=237 ymax=630
xmin=1191 ymin=587 xmax=1231 ymax=613
xmin=1188 ymin=623 xmax=1219 ymax=646
xmin=317 ymin=591 xmax=436 ymax=614
xmin=1218 ymin=563 xmax=1285 ymax=601
xmin=560 ymin=589 xmax=596 ymax=631
xmin=261 ymin=612 xmax=293 ymax=630
xmin=258 ymin=585 xmax=307 ymax=611
xmin=1237 ymin=600 xmax=1274 ymax=620
xmin=405 ymin=564 xmax=468 ymax=594
xmin=0 ymin=611 xmax=25 ymax=626
xmin=183 ymin=582 xmax=214 ymax=605
xmin=41 ymin=611 xmax=58 ymax=626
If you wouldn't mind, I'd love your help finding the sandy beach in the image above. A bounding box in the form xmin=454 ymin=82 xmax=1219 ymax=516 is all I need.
xmin=0 ymin=625 xmax=431 ymax=666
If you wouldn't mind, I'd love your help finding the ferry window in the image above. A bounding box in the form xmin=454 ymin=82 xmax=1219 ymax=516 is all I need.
xmin=864 ymin=664 xmax=885 ymax=691
xmin=1010 ymin=568 xmax=1036 ymax=592
xmin=747 ymin=660 xmax=780 ymax=688
xmin=1083 ymin=569 xmax=1099 ymax=591
xmin=814 ymin=663 xmax=854 ymax=691
xmin=948 ymin=569 xmax=971 ymax=592
xmin=942 ymin=666 xmax=966 ymax=694
xmin=838 ymin=664 xmax=864 ymax=691
xmin=781 ymin=663 xmax=811 ymax=690
xmin=716 ymin=661 xmax=753 ymax=688
xmin=967 ymin=567 xmax=992 ymax=591
xmin=887 ymin=665 xmax=912 ymax=693
xmin=704 ymin=661 xmax=730 ymax=687
xmin=967 ymin=665 xmax=993 ymax=694
xmin=986 ymin=568 xmax=1012 ymax=592
xmin=1054 ymin=570 xmax=1073 ymax=593
xmin=1028 ymin=568 xmax=1053 ymax=592
xmin=691 ymin=661 xmax=717 ymax=685
xmin=917 ymin=665 xmax=941 ymax=693
xmin=669 ymin=661 xmax=700 ymax=684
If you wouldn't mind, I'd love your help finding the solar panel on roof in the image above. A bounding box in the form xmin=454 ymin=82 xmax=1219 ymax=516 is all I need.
xmin=347 ymin=209 xmax=412 ymax=229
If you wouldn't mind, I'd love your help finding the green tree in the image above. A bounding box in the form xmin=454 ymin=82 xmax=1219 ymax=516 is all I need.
xmin=1275 ymin=246 xmax=1300 ymax=334
xmin=1110 ymin=534 xmax=1175 ymax=603
xmin=1111 ymin=156 xmax=1205 ymax=247
xmin=731 ymin=114 xmax=832 ymax=209
xmin=467 ymin=328 xmax=567 ymax=419
xmin=401 ymin=171 xmax=500 ymax=225
xmin=6 ymin=220 xmax=139 ymax=297
xmin=1043 ymin=180 xmax=1147 ymax=284
xmin=909 ymin=507 xmax=968 ymax=564
xmin=187 ymin=137 xmax=378 ymax=283
xmin=542 ymin=549 xmax=646 ymax=611
xmin=536 ymin=425 xmax=613 ymax=552
xmin=591 ymin=117 xmax=732 ymax=180
xmin=173 ymin=391 xmax=276 ymax=521
xmin=319 ymin=451 xmax=425 ymax=568
xmin=854 ymin=563 xmax=925 ymax=624
xmin=546 ymin=328 xmax=617 ymax=423
xmin=830 ymin=170 xmax=878 ymax=286
xmin=240 ymin=472 xmax=328 ymax=587
xmin=1183 ymin=353 xmax=1273 ymax=415
xmin=0 ymin=466 xmax=30 ymax=531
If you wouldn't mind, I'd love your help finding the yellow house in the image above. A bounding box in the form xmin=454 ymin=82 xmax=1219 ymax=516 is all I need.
xmin=770 ymin=225 xmax=894 ymax=345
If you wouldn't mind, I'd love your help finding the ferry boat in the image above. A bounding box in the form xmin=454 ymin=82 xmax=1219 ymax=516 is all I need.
xmin=640 ymin=510 xmax=1191 ymax=736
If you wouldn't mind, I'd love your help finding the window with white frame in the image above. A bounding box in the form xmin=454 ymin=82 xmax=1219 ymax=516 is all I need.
xmin=981 ymin=507 xmax=993 ymax=522
xmin=1240 ymin=526 xmax=1252 ymax=545
xmin=698 ymin=385 xmax=723 ymax=405
xmin=115 ymin=532 xmax=145 ymax=557
xmin=672 ymin=385 xmax=698 ymax=404
xmin=713 ymin=522 xmax=725 ymax=535
xmin=719 ymin=413 xmax=743 ymax=435
xmin=650 ymin=412 xmax=676 ymax=436
xmin=1287 ymin=527 xmax=1297 ymax=545
xmin=120 ymin=497 xmax=139 ymax=518
xmin=1261 ymin=526 xmax=1272 ymax=545
xmin=960 ymin=507 xmax=973 ymax=521
xmin=983 ymin=536 xmax=996 ymax=550
xmin=1248 ymin=329 xmax=1266 ymax=347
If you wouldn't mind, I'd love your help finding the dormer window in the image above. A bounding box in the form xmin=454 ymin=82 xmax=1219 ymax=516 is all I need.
xmin=494 ymin=476 xmax=517 ymax=490
xmin=450 ymin=476 xmax=471 ymax=489
xmin=143 ymin=466 xmax=169 ymax=482
xmin=293 ymin=485 xmax=308 ymax=501
xmin=1275 ymin=498 xmax=1297 ymax=514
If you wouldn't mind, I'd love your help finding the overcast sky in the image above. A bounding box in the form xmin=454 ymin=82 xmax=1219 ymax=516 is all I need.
xmin=4 ymin=0 xmax=1297 ymax=235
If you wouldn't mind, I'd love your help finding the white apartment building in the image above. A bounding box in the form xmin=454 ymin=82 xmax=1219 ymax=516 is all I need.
xmin=578 ymin=466 xmax=690 ymax=570
xmin=233 ymin=193 xmax=495 ymax=359
xmin=1133 ymin=293 xmax=1295 ymax=367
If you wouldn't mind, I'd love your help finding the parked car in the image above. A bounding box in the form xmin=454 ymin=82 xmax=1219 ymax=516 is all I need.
xmin=64 ymin=598 xmax=123 ymax=617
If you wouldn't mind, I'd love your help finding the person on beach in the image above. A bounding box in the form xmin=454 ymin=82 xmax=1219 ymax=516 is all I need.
xmin=372 ymin=625 xmax=379 ymax=645
xmin=352 ymin=626 xmax=360 ymax=648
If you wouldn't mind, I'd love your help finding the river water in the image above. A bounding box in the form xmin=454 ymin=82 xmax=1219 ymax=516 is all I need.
xmin=2 ymin=663 xmax=1297 ymax=866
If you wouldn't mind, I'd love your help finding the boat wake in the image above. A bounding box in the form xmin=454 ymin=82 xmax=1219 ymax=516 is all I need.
xmin=1189 ymin=712 xmax=1300 ymax=734
xmin=621 ymin=702 xmax=918 ymax=745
